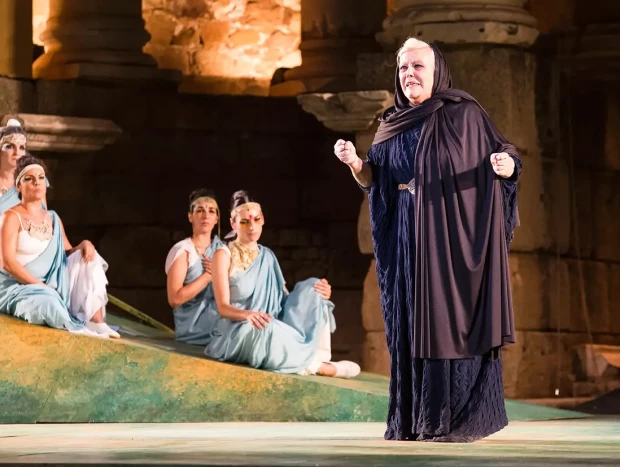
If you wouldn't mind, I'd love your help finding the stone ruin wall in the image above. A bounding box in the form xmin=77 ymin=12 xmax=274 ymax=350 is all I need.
xmin=25 ymin=0 xmax=620 ymax=399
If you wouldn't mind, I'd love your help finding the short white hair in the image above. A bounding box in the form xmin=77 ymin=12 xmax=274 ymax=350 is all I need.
xmin=397 ymin=37 xmax=435 ymax=66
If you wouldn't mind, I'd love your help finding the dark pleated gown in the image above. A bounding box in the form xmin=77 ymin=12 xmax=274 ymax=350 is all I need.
xmin=363 ymin=122 xmax=519 ymax=442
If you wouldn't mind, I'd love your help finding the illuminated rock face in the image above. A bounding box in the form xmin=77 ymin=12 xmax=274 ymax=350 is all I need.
xmin=142 ymin=0 xmax=302 ymax=95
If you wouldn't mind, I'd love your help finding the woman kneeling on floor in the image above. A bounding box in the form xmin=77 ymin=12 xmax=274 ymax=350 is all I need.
xmin=0 ymin=155 xmax=119 ymax=338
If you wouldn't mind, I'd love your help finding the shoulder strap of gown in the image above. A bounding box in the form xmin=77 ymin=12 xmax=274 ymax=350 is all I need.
xmin=6 ymin=209 xmax=25 ymax=231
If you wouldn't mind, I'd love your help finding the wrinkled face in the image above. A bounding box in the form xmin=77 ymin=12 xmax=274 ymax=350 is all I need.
xmin=231 ymin=205 xmax=263 ymax=244
xmin=0 ymin=139 xmax=26 ymax=170
xmin=398 ymin=48 xmax=435 ymax=106
xmin=188 ymin=200 xmax=219 ymax=235
xmin=18 ymin=167 xmax=46 ymax=201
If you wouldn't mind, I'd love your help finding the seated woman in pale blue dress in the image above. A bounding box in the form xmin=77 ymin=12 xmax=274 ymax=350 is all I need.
xmin=0 ymin=155 xmax=119 ymax=338
xmin=205 ymin=190 xmax=360 ymax=378
xmin=165 ymin=188 xmax=224 ymax=344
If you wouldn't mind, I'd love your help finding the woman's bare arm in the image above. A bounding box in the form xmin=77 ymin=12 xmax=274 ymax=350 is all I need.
xmin=167 ymin=252 xmax=213 ymax=308
xmin=1 ymin=212 xmax=47 ymax=286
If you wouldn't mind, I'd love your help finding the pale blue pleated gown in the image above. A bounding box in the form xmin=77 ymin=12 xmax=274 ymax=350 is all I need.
xmin=204 ymin=246 xmax=335 ymax=374
xmin=0 ymin=211 xmax=84 ymax=331
xmin=169 ymin=237 xmax=224 ymax=345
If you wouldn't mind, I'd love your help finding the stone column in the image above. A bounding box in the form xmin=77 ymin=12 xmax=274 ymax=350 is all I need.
xmin=355 ymin=0 xmax=548 ymax=389
xmin=551 ymin=1 xmax=620 ymax=398
xmin=297 ymin=90 xmax=394 ymax=374
xmin=271 ymin=0 xmax=386 ymax=96
xmin=33 ymin=0 xmax=180 ymax=82
xmin=0 ymin=0 xmax=32 ymax=78
xmin=377 ymin=0 xmax=538 ymax=47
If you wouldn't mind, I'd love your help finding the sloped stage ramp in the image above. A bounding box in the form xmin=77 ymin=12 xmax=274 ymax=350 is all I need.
xmin=0 ymin=314 xmax=587 ymax=424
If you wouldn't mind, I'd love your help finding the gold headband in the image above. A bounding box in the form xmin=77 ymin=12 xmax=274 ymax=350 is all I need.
xmin=0 ymin=133 xmax=26 ymax=147
xmin=190 ymin=196 xmax=221 ymax=239
xmin=190 ymin=196 xmax=219 ymax=213
xmin=230 ymin=202 xmax=261 ymax=219
xmin=16 ymin=164 xmax=45 ymax=186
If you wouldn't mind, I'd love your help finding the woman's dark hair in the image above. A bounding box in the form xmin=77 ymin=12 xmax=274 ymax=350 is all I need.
xmin=230 ymin=190 xmax=255 ymax=213
xmin=14 ymin=154 xmax=46 ymax=184
xmin=189 ymin=188 xmax=217 ymax=211
xmin=14 ymin=154 xmax=47 ymax=200
xmin=188 ymin=188 xmax=220 ymax=216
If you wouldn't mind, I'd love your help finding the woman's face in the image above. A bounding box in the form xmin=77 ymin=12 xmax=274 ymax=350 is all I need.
xmin=231 ymin=205 xmax=264 ymax=244
xmin=0 ymin=139 xmax=26 ymax=170
xmin=18 ymin=167 xmax=46 ymax=202
xmin=398 ymin=48 xmax=435 ymax=106
xmin=188 ymin=200 xmax=219 ymax=236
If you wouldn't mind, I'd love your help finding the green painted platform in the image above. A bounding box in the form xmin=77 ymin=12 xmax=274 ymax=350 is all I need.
xmin=0 ymin=314 xmax=587 ymax=424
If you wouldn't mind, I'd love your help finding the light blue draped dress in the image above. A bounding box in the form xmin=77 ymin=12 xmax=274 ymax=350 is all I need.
xmin=0 ymin=187 xmax=20 ymax=216
xmin=166 ymin=236 xmax=224 ymax=345
xmin=0 ymin=210 xmax=84 ymax=331
xmin=204 ymin=245 xmax=336 ymax=374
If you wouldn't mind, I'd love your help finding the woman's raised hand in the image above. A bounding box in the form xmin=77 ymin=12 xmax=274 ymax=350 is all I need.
xmin=201 ymin=256 xmax=212 ymax=275
xmin=334 ymin=140 xmax=361 ymax=167
xmin=79 ymin=240 xmax=96 ymax=263
xmin=246 ymin=311 xmax=272 ymax=330
xmin=313 ymin=278 xmax=332 ymax=300
xmin=490 ymin=152 xmax=515 ymax=179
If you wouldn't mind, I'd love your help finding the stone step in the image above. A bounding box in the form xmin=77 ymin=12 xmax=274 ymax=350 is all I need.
xmin=0 ymin=313 xmax=589 ymax=424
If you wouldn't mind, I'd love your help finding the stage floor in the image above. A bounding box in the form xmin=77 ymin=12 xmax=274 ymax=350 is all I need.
xmin=1 ymin=418 xmax=618 ymax=466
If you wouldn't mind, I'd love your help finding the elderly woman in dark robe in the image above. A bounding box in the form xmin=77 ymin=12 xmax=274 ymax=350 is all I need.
xmin=334 ymin=38 xmax=521 ymax=442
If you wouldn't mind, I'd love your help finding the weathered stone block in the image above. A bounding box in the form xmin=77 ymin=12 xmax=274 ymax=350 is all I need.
xmin=47 ymin=170 xmax=91 ymax=203
xmin=541 ymin=159 xmax=570 ymax=254
xmin=505 ymin=331 xmax=573 ymax=399
xmin=99 ymin=227 xmax=173 ymax=288
xmin=609 ymin=264 xmax=620 ymax=335
xmin=509 ymin=253 xmax=545 ymax=330
xmin=604 ymin=89 xmax=620 ymax=170
xmin=568 ymin=168 xmax=594 ymax=257
xmin=144 ymin=9 xmax=176 ymax=46
xmin=566 ymin=259 xmax=610 ymax=334
xmin=330 ymin=289 xmax=364 ymax=365
xmin=501 ymin=332 xmax=523 ymax=399
xmin=145 ymin=44 xmax=192 ymax=75
xmin=510 ymin=155 xmax=547 ymax=253
xmin=356 ymin=52 xmax=395 ymax=92
xmin=199 ymin=19 xmax=230 ymax=45
xmin=327 ymin=249 xmax=370 ymax=289
xmin=544 ymin=257 xmax=571 ymax=332
xmin=357 ymin=197 xmax=373 ymax=255
xmin=278 ymin=229 xmax=311 ymax=247
xmin=361 ymin=260 xmax=384 ymax=332
xmin=327 ymin=222 xmax=357 ymax=250
xmin=228 ymin=29 xmax=261 ymax=48
xmin=444 ymin=47 xmax=538 ymax=152
xmin=363 ymin=331 xmax=390 ymax=376
xmin=0 ymin=77 xmax=36 ymax=115
xmin=592 ymin=171 xmax=620 ymax=262
xmin=82 ymin=174 xmax=158 ymax=225
xmin=300 ymin=181 xmax=362 ymax=223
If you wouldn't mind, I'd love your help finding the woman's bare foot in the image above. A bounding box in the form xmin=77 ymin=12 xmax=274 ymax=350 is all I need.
xmin=317 ymin=361 xmax=360 ymax=379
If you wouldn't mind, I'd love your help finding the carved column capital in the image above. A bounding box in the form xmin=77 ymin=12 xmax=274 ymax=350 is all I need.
xmin=33 ymin=0 xmax=180 ymax=82
xmin=377 ymin=0 xmax=539 ymax=49
xmin=18 ymin=114 xmax=122 ymax=152
xmin=297 ymin=90 xmax=393 ymax=133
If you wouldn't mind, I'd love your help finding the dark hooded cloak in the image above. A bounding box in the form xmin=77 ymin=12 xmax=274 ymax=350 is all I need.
xmin=366 ymin=44 xmax=519 ymax=359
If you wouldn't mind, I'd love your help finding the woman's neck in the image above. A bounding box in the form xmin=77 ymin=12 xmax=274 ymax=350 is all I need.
xmin=21 ymin=200 xmax=45 ymax=216
xmin=235 ymin=239 xmax=258 ymax=250
xmin=191 ymin=232 xmax=212 ymax=250
xmin=0 ymin=166 xmax=14 ymax=188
